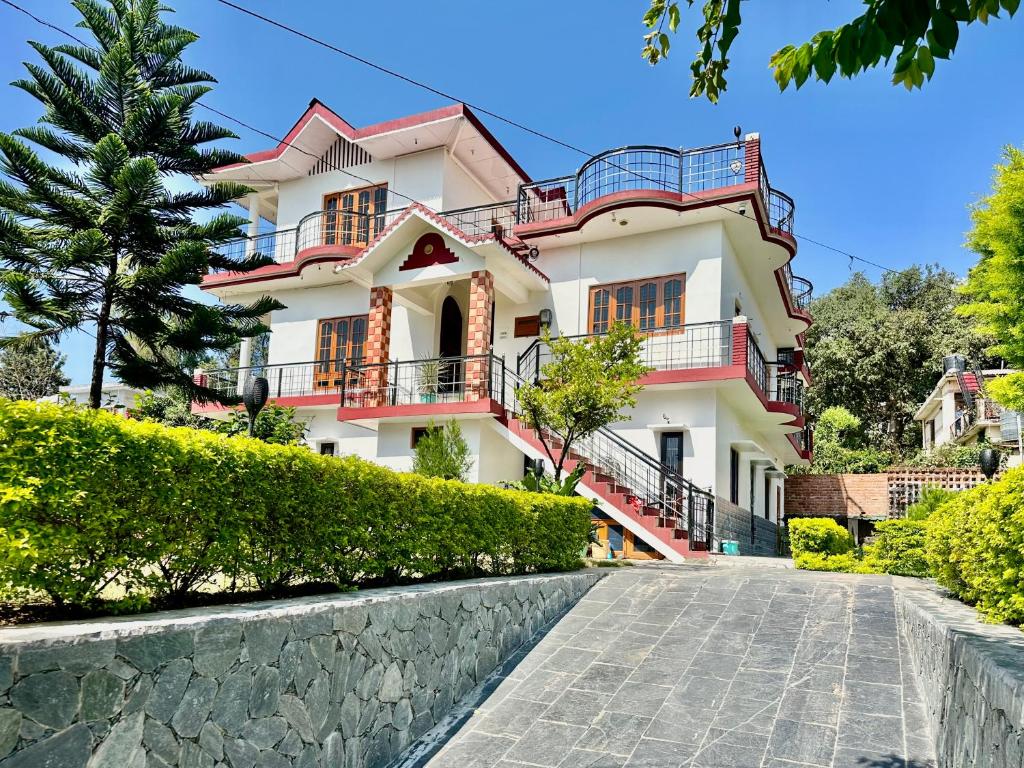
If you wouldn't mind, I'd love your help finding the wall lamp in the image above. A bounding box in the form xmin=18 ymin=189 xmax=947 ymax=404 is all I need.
xmin=539 ymin=308 xmax=553 ymax=329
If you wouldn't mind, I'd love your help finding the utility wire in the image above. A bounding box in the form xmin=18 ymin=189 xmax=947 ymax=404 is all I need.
xmin=211 ymin=0 xmax=900 ymax=276
xmin=2 ymin=0 xmax=897 ymax=276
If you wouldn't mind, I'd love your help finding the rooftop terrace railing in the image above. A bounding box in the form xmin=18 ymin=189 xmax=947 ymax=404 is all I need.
xmin=781 ymin=263 xmax=813 ymax=312
xmin=516 ymin=140 xmax=795 ymax=236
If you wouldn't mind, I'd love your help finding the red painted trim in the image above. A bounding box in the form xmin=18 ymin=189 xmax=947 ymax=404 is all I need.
xmin=336 ymin=398 xmax=504 ymax=422
xmin=786 ymin=431 xmax=813 ymax=461
xmin=773 ymin=269 xmax=813 ymax=330
xmin=210 ymin=101 xmax=531 ymax=183
xmin=641 ymin=365 xmax=746 ymax=386
xmin=191 ymin=393 xmax=340 ymax=414
xmin=398 ymin=232 xmax=457 ymax=271
xmin=202 ymin=246 xmax=360 ymax=289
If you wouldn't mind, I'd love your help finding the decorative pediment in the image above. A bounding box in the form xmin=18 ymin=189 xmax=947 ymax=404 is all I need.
xmin=398 ymin=233 xmax=457 ymax=271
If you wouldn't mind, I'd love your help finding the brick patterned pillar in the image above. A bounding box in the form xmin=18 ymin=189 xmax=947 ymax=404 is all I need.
xmin=743 ymin=132 xmax=761 ymax=185
xmin=364 ymin=286 xmax=392 ymax=407
xmin=465 ymin=270 xmax=494 ymax=401
xmin=731 ymin=317 xmax=748 ymax=367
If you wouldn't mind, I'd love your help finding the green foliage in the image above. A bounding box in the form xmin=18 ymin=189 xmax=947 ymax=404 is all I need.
xmin=412 ymin=420 xmax=473 ymax=481
xmin=960 ymin=146 xmax=1024 ymax=412
xmin=134 ymin=387 xmax=212 ymax=429
xmin=863 ymin=520 xmax=930 ymax=577
xmin=804 ymin=267 xmax=991 ymax=456
xmin=516 ymin=323 xmax=651 ymax=479
xmin=926 ymin=466 xmax=1024 ymax=625
xmin=0 ymin=338 xmax=69 ymax=401
xmin=512 ymin=463 xmax=587 ymax=496
xmin=0 ymin=0 xmax=282 ymax=408
xmin=905 ymin=486 xmax=956 ymax=520
xmin=788 ymin=517 xmax=854 ymax=556
xmin=800 ymin=406 xmax=893 ymax=474
xmin=215 ymin=404 xmax=308 ymax=446
xmin=0 ymin=398 xmax=591 ymax=611
xmin=793 ymin=551 xmax=874 ymax=574
xmin=904 ymin=442 xmax=1005 ymax=470
xmin=642 ymin=0 xmax=1019 ymax=101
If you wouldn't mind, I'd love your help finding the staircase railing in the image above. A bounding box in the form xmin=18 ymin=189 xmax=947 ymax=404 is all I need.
xmin=496 ymin=358 xmax=715 ymax=550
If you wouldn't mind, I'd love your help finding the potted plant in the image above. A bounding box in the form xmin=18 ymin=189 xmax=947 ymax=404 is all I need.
xmin=418 ymin=360 xmax=439 ymax=403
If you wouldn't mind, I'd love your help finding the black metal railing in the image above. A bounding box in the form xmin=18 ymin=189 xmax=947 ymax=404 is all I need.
xmin=202 ymin=358 xmax=354 ymax=399
xmin=295 ymin=208 xmax=405 ymax=254
xmin=516 ymin=141 xmax=794 ymax=236
xmin=210 ymin=229 xmax=298 ymax=274
xmin=781 ymin=263 xmax=813 ymax=311
xmin=516 ymin=320 xmax=734 ymax=383
xmin=769 ymin=364 xmax=804 ymax=409
xmin=439 ymin=201 xmax=519 ymax=240
xmin=796 ymin=424 xmax=813 ymax=454
xmin=746 ymin=328 xmax=769 ymax=395
xmin=339 ymin=354 xmax=502 ymax=409
xmin=497 ymin=360 xmax=715 ymax=550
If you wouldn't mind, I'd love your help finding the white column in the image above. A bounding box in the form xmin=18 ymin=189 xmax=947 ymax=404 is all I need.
xmin=236 ymin=337 xmax=253 ymax=395
xmin=245 ymin=194 xmax=260 ymax=259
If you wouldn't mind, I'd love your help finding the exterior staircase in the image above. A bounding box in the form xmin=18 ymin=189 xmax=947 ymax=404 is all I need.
xmin=494 ymin=367 xmax=715 ymax=563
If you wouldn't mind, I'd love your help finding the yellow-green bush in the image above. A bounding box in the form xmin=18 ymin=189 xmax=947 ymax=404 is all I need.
xmin=926 ymin=467 xmax=1024 ymax=624
xmin=788 ymin=518 xmax=855 ymax=556
xmin=0 ymin=399 xmax=591 ymax=610
xmin=862 ymin=519 xmax=929 ymax=577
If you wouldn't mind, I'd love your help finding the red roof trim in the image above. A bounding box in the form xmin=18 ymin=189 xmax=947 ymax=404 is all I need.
xmin=210 ymin=100 xmax=531 ymax=182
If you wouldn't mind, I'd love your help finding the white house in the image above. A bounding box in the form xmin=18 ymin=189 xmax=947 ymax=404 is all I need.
xmin=193 ymin=100 xmax=813 ymax=561
xmin=914 ymin=355 xmax=1022 ymax=466
xmin=42 ymin=383 xmax=144 ymax=413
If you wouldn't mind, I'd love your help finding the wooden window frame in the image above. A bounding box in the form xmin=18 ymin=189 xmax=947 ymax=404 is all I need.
xmin=322 ymin=183 xmax=388 ymax=248
xmin=587 ymin=273 xmax=686 ymax=334
xmin=314 ymin=314 xmax=369 ymax=390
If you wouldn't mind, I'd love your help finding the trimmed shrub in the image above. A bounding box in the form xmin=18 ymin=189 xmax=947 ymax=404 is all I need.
xmin=0 ymin=399 xmax=592 ymax=610
xmin=788 ymin=518 xmax=855 ymax=556
xmin=793 ymin=552 xmax=875 ymax=574
xmin=926 ymin=467 xmax=1024 ymax=624
xmin=863 ymin=520 xmax=929 ymax=577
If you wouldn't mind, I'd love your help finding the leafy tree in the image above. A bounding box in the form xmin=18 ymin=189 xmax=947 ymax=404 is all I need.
xmin=0 ymin=338 xmax=68 ymax=400
xmin=904 ymin=486 xmax=955 ymax=520
xmin=804 ymin=266 xmax=991 ymax=455
xmin=516 ymin=323 xmax=650 ymax=480
xmin=412 ymin=419 xmax=473 ymax=481
xmin=0 ymin=0 xmax=282 ymax=409
xmin=134 ymin=387 xmax=210 ymax=429
xmin=216 ymin=404 xmax=307 ymax=445
xmin=959 ymin=146 xmax=1024 ymax=411
xmin=641 ymin=0 xmax=1020 ymax=102
xmin=904 ymin=440 xmax=1007 ymax=469
xmin=793 ymin=406 xmax=893 ymax=475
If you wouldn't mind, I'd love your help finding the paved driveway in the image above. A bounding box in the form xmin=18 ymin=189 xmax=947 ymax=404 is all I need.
xmin=425 ymin=565 xmax=935 ymax=768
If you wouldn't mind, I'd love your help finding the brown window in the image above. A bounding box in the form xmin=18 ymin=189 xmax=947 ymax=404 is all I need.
xmin=514 ymin=315 xmax=542 ymax=338
xmin=322 ymin=184 xmax=388 ymax=248
xmin=587 ymin=274 xmax=685 ymax=333
xmin=314 ymin=315 xmax=368 ymax=390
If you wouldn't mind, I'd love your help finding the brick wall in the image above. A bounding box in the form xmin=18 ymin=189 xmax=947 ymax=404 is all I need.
xmin=786 ymin=468 xmax=988 ymax=519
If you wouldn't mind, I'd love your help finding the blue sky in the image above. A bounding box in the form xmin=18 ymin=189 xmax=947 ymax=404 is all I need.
xmin=1 ymin=0 xmax=1021 ymax=384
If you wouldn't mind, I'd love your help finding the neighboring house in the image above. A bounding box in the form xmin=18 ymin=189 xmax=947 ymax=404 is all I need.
xmin=41 ymin=383 xmax=144 ymax=413
xmin=192 ymin=99 xmax=813 ymax=561
xmin=914 ymin=355 xmax=1022 ymax=467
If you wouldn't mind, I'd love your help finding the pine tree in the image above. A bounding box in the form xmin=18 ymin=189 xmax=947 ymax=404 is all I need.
xmin=0 ymin=0 xmax=282 ymax=407
xmin=0 ymin=338 xmax=69 ymax=400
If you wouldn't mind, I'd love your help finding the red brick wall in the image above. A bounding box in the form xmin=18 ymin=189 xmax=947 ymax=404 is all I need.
xmin=785 ymin=474 xmax=889 ymax=519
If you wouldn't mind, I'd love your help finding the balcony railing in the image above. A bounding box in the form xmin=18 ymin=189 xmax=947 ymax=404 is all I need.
xmin=516 ymin=320 xmax=734 ymax=383
xmin=201 ymin=358 xmax=357 ymax=400
xmin=340 ymin=354 xmax=502 ymax=409
xmin=781 ymin=263 xmax=813 ymax=312
xmin=745 ymin=328 xmax=804 ymax=411
xmin=516 ymin=141 xmax=795 ymax=235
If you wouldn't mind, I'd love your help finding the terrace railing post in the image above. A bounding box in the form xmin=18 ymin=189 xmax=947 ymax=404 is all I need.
xmin=501 ymin=355 xmax=507 ymax=409
xmin=276 ymin=367 xmax=283 ymax=398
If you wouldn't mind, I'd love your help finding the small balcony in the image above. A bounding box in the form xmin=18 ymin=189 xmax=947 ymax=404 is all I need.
xmin=516 ymin=320 xmax=735 ymax=383
xmin=515 ymin=141 xmax=795 ymax=236
xmin=781 ymin=263 xmax=813 ymax=314
xmin=198 ymin=359 xmax=354 ymax=403
xmin=743 ymin=327 xmax=805 ymax=416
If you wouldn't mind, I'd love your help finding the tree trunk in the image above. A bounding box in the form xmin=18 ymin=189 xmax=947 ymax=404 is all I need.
xmin=88 ymin=279 xmax=116 ymax=409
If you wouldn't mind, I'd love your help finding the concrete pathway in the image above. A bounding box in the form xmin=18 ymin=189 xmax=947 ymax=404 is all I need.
xmin=424 ymin=565 xmax=936 ymax=768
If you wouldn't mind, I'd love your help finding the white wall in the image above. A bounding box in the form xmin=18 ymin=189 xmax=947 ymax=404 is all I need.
xmin=267 ymin=283 xmax=371 ymax=366
xmin=721 ymin=229 xmax=777 ymax=361
xmin=441 ymin=153 xmax=497 ymax=210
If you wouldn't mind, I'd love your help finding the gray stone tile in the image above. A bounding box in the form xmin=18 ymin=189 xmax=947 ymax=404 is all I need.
xmin=606 ymin=684 xmax=672 ymax=718
xmin=686 ymin=653 xmax=740 ymax=682
xmin=557 ymin=749 xmax=625 ymax=768
xmin=506 ymin=721 xmax=588 ymax=767
xmin=643 ymin=703 xmax=712 ymax=745
xmin=767 ymin=718 xmax=836 ymax=767
xmin=691 ymin=739 xmax=769 ymax=767
xmin=432 ymin=733 xmax=518 ymax=768
xmin=729 ymin=669 xmax=788 ymax=702
xmin=845 ymin=654 xmax=902 ymax=685
xmin=474 ymin=696 xmax=545 ymax=738
xmin=833 ymin=747 xmax=909 ymax=768
xmin=665 ymin=676 xmax=728 ymax=711
xmin=778 ymin=688 xmax=843 ymax=727
xmin=580 ymin=711 xmax=652 ymax=757
xmin=788 ymin=664 xmax=844 ymax=694
xmin=542 ymin=647 xmax=602 ymax=671
xmin=514 ymin=670 xmax=580 ymax=704
xmin=623 ymin=737 xmax=695 ymax=767
xmin=835 ymin=712 xmax=903 ymax=753
xmin=842 ymin=681 xmax=902 ymax=716
xmin=627 ymin=657 xmax=682 ymax=686
xmin=573 ymin=663 xmax=633 ymax=694
xmin=545 ymin=689 xmax=612 ymax=727
xmin=709 ymin=698 xmax=778 ymax=735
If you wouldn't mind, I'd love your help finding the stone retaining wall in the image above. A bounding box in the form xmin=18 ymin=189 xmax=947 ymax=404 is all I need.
xmin=714 ymin=497 xmax=779 ymax=557
xmin=894 ymin=579 xmax=1024 ymax=768
xmin=0 ymin=571 xmax=601 ymax=768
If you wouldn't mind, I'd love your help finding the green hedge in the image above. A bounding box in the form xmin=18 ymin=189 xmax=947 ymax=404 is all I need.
xmin=927 ymin=467 xmax=1024 ymax=624
xmin=0 ymin=399 xmax=592 ymax=610
xmin=789 ymin=517 xmax=928 ymax=577
xmin=789 ymin=518 xmax=854 ymax=555
xmin=863 ymin=520 xmax=929 ymax=577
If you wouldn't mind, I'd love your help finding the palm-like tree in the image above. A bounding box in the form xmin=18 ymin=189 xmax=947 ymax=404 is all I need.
xmin=0 ymin=0 xmax=282 ymax=407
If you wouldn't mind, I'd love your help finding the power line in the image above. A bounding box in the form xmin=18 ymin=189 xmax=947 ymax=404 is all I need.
xmin=211 ymin=0 xmax=900 ymax=276
xmin=1 ymin=0 xmax=898 ymax=277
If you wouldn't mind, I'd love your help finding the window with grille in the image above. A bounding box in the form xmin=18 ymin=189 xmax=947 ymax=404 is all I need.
xmin=322 ymin=184 xmax=388 ymax=248
xmin=588 ymin=274 xmax=685 ymax=333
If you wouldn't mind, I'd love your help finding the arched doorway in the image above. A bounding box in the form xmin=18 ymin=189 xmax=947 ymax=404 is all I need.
xmin=438 ymin=296 xmax=463 ymax=395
